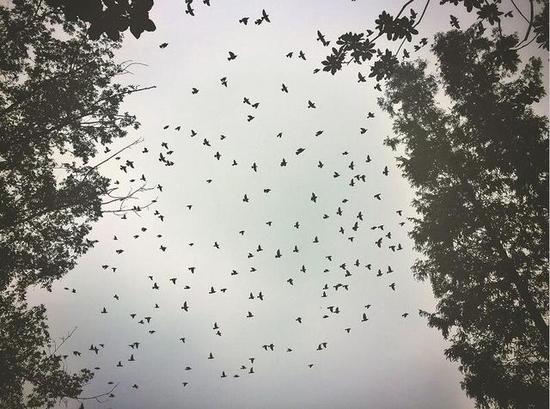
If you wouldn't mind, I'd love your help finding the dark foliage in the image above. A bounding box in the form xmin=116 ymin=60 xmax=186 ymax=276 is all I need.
xmin=379 ymin=28 xmax=548 ymax=408
xmin=1 ymin=1 xmax=145 ymax=406
xmin=45 ymin=0 xmax=155 ymax=40
xmin=0 ymin=291 xmax=93 ymax=409
xmin=0 ymin=1 xmax=143 ymax=295
xmin=321 ymin=0 xmax=549 ymax=82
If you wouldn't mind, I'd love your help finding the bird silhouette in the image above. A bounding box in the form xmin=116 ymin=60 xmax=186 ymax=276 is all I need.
xmin=316 ymin=30 xmax=330 ymax=46
xmin=450 ymin=15 xmax=460 ymax=29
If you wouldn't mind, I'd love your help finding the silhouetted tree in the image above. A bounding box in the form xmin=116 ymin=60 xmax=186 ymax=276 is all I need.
xmin=1 ymin=0 xmax=153 ymax=294
xmin=378 ymin=27 xmax=548 ymax=408
xmin=45 ymin=0 xmax=156 ymax=40
xmin=1 ymin=1 xmax=152 ymax=406
xmin=42 ymin=0 xmax=211 ymax=40
xmin=321 ymin=0 xmax=548 ymax=82
xmin=0 ymin=291 xmax=93 ymax=409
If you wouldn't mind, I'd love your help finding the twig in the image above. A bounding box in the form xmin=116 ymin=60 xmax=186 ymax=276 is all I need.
xmin=513 ymin=35 xmax=537 ymax=50
xmin=396 ymin=0 xmax=415 ymax=19
xmin=516 ymin=0 xmax=534 ymax=47
xmin=51 ymin=327 xmax=78 ymax=356
xmin=77 ymin=383 xmax=119 ymax=403
xmin=396 ymin=37 xmax=408 ymax=56
xmin=413 ymin=0 xmax=431 ymax=28
xmin=509 ymin=0 xmax=529 ymax=23
xmin=84 ymin=138 xmax=143 ymax=179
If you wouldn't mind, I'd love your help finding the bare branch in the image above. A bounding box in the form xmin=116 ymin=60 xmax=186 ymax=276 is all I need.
xmin=101 ymin=196 xmax=158 ymax=217
xmin=50 ymin=327 xmax=78 ymax=356
xmin=76 ymin=383 xmax=119 ymax=403
xmin=516 ymin=0 xmax=534 ymax=46
xmin=509 ymin=0 xmax=530 ymax=23
xmin=413 ymin=0 xmax=431 ymax=28
xmin=84 ymin=138 xmax=143 ymax=179
xmin=100 ymin=183 xmax=153 ymax=206
xmin=396 ymin=0 xmax=415 ymax=19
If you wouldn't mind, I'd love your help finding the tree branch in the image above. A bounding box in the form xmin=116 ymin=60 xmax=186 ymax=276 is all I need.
xmin=50 ymin=326 xmax=78 ymax=356
xmin=396 ymin=0 xmax=415 ymax=19
xmin=509 ymin=0 xmax=529 ymax=23
xmin=456 ymin=167 xmax=549 ymax=347
xmin=76 ymin=383 xmax=119 ymax=403
xmin=413 ymin=0 xmax=431 ymax=28
xmin=83 ymin=138 xmax=143 ymax=179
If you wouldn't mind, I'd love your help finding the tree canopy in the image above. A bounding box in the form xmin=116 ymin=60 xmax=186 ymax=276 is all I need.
xmin=0 ymin=0 xmax=152 ymax=295
xmin=0 ymin=292 xmax=93 ymax=408
xmin=379 ymin=27 xmax=548 ymax=408
xmin=45 ymin=0 xmax=156 ymax=40
xmin=321 ymin=0 xmax=548 ymax=81
xmin=0 ymin=1 xmax=547 ymax=408
xmin=42 ymin=0 xmax=211 ymax=40
xmin=1 ymin=1 xmax=152 ymax=407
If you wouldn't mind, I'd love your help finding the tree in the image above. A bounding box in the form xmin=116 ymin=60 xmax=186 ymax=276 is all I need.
xmin=42 ymin=0 xmax=211 ymax=41
xmin=378 ymin=27 xmax=548 ymax=408
xmin=320 ymin=0 xmax=548 ymax=82
xmin=1 ymin=1 xmax=153 ymax=406
xmin=0 ymin=291 xmax=93 ymax=409
xmin=0 ymin=0 xmax=154 ymax=295
xmin=44 ymin=0 xmax=156 ymax=40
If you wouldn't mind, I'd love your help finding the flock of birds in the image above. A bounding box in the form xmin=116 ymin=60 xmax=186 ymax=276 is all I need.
xmin=53 ymin=5 xmax=432 ymax=404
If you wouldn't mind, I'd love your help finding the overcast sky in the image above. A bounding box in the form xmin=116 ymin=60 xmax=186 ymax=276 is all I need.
xmin=27 ymin=1 xmax=547 ymax=408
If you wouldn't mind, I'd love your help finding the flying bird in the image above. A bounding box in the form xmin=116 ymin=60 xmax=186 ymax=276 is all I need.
xmin=316 ymin=30 xmax=330 ymax=46
xmin=450 ymin=15 xmax=460 ymax=29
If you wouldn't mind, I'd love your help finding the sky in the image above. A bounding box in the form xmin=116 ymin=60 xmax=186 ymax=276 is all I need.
xmin=26 ymin=1 xmax=547 ymax=408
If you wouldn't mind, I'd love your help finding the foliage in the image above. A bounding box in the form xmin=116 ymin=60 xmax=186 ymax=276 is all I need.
xmin=0 ymin=0 xmax=144 ymax=295
xmin=0 ymin=1 xmax=148 ymax=406
xmin=0 ymin=291 xmax=93 ymax=409
xmin=321 ymin=0 xmax=549 ymax=80
xmin=45 ymin=0 xmax=155 ymax=40
xmin=42 ymin=0 xmax=213 ymax=40
xmin=379 ymin=28 xmax=548 ymax=408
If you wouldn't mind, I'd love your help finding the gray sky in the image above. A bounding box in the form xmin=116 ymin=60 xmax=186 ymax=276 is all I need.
xmin=28 ymin=1 xmax=547 ymax=408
